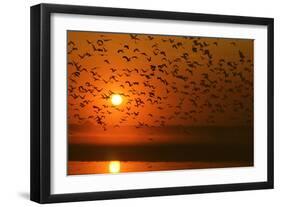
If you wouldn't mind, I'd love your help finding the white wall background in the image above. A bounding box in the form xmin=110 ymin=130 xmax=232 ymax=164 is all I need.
xmin=0 ymin=0 xmax=279 ymax=206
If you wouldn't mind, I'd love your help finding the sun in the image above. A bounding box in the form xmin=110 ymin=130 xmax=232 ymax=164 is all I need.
xmin=111 ymin=94 xmax=123 ymax=106
xmin=109 ymin=161 xmax=121 ymax=173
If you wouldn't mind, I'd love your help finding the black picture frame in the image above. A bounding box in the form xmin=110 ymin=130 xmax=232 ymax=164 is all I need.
xmin=30 ymin=3 xmax=274 ymax=204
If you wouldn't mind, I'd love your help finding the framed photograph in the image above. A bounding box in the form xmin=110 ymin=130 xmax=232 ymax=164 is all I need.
xmin=30 ymin=3 xmax=274 ymax=203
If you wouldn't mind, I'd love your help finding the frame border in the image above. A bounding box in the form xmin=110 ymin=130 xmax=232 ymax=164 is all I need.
xmin=30 ymin=3 xmax=274 ymax=203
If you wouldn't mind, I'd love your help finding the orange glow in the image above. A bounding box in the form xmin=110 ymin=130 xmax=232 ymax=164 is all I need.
xmin=67 ymin=31 xmax=253 ymax=128
xmin=68 ymin=161 xmax=252 ymax=175
xmin=109 ymin=161 xmax=121 ymax=173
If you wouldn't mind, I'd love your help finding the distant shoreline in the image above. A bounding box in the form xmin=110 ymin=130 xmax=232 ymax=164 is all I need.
xmin=68 ymin=142 xmax=253 ymax=162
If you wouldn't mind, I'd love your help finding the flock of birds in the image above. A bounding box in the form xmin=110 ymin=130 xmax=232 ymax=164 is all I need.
xmin=67 ymin=32 xmax=253 ymax=131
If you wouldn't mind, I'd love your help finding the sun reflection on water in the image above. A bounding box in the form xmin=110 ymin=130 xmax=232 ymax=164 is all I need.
xmin=108 ymin=161 xmax=121 ymax=173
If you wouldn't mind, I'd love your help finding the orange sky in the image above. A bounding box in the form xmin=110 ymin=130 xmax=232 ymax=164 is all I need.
xmin=67 ymin=31 xmax=253 ymax=131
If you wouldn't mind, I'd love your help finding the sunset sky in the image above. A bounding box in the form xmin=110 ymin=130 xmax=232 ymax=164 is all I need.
xmin=67 ymin=31 xmax=253 ymax=145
